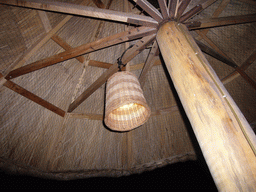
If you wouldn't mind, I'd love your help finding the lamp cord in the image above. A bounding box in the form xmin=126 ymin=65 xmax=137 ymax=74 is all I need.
xmin=117 ymin=44 xmax=134 ymax=71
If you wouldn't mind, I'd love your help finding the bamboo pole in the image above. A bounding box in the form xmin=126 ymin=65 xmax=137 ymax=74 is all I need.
xmin=156 ymin=21 xmax=256 ymax=191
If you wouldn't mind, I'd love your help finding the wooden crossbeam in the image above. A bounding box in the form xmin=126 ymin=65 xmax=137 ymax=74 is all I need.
xmin=198 ymin=0 xmax=230 ymax=36
xmin=2 ymin=0 xmax=90 ymax=76
xmin=0 ymin=0 xmax=158 ymax=27
xmin=38 ymin=10 xmax=86 ymax=64
xmin=0 ymin=73 xmax=66 ymax=117
xmin=67 ymin=34 xmax=156 ymax=113
xmin=157 ymin=0 xmax=169 ymax=19
xmin=67 ymin=105 xmax=179 ymax=120
xmin=6 ymin=27 xmax=156 ymax=80
xmin=139 ymin=40 xmax=159 ymax=87
xmin=51 ymin=34 xmax=85 ymax=63
xmin=133 ymin=0 xmax=163 ymax=22
xmin=186 ymin=14 xmax=256 ymax=30
xmin=222 ymin=50 xmax=256 ymax=84
xmin=67 ymin=63 xmax=119 ymax=113
xmin=179 ymin=0 xmax=217 ymax=23
xmin=87 ymin=59 xmax=162 ymax=70
xmin=235 ymin=67 xmax=256 ymax=91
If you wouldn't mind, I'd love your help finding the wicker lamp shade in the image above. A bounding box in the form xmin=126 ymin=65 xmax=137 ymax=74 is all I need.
xmin=104 ymin=71 xmax=151 ymax=131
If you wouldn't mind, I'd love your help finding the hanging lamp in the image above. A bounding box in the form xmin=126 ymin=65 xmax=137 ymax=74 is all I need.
xmin=104 ymin=71 xmax=151 ymax=131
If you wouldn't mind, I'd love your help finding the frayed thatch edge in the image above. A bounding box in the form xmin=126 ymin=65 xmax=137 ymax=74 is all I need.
xmin=0 ymin=153 xmax=196 ymax=180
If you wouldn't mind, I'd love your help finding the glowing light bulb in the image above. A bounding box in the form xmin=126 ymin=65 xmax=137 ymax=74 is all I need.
xmin=119 ymin=103 xmax=135 ymax=109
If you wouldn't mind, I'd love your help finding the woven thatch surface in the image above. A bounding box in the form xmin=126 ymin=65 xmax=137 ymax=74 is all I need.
xmin=0 ymin=0 xmax=255 ymax=179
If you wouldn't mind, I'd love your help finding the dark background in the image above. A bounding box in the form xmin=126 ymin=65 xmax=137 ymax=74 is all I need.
xmin=0 ymin=160 xmax=217 ymax=190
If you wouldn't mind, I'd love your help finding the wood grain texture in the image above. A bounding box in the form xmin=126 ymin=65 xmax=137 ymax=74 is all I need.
xmin=157 ymin=21 xmax=256 ymax=191
xmin=0 ymin=0 xmax=158 ymax=27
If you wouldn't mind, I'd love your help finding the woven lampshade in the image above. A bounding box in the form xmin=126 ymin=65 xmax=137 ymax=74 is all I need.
xmin=104 ymin=71 xmax=151 ymax=131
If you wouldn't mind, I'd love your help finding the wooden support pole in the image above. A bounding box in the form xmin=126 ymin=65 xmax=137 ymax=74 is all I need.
xmin=156 ymin=21 xmax=256 ymax=191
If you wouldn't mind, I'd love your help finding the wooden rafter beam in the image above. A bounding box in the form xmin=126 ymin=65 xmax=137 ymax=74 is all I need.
xmin=157 ymin=0 xmax=169 ymax=19
xmin=0 ymin=0 xmax=158 ymax=27
xmin=38 ymin=10 xmax=86 ymax=63
xmin=235 ymin=67 xmax=256 ymax=91
xmin=196 ymin=30 xmax=256 ymax=90
xmin=132 ymin=0 xmax=163 ymax=22
xmin=186 ymin=13 xmax=256 ymax=30
xmin=6 ymin=27 xmax=156 ymax=80
xmin=0 ymin=73 xmax=66 ymax=117
xmin=168 ymin=0 xmax=178 ymax=19
xmin=222 ymin=50 xmax=256 ymax=84
xmin=195 ymin=40 xmax=237 ymax=68
xmin=67 ymin=63 xmax=119 ymax=113
xmin=120 ymin=34 xmax=156 ymax=64
xmin=67 ymin=34 xmax=156 ymax=113
xmin=198 ymin=0 xmax=231 ymax=37
xmin=2 ymin=0 xmax=90 ymax=76
xmin=179 ymin=0 xmax=217 ymax=23
xmin=139 ymin=40 xmax=159 ymax=87
xmin=176 ymin=0 xmax=192 ymax=19
xmin=51 ymin=34 xmax=85 ymax=63
xmin=92 ymin=0 xmax=105 ymax=8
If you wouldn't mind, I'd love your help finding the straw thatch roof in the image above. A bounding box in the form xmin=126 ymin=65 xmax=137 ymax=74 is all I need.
xmin=0 ymin=0 xmax=255 ymax=180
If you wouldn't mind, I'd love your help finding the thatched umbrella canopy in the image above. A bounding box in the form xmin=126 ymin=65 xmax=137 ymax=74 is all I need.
xmin=0 ymin=0 xmax=255 ymax=190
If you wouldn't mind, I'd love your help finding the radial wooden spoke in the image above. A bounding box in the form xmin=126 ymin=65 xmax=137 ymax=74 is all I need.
xmin=0 ymin=74 xmax=66 ymax=117
xmin=168 ymin=0 xmax=178 ymax=19
xmin=120 ymin=34 xmax=156 ymax=64
xmin=1 ymin=0 xmax=91 ymax=77
xmin=175 ymin=0 xmax=192 ymax=19
xmin=132 ymin=0 xmax=163 ymax=22
xmin=186 ymin=13 xmax=256 ymax=30
xmin=179 ymin=0 xmax=217 ymax=23
xmin=67 ymin=34 xmax=156 ymax=112
xmin=6 ymin=27 xmax=156 ymax=80
xmin=67 ymin=63 xmax=119 ymax=113
xmin=38 ymin=9 xmax=86 ymax=64
xmin=0 ymin=0 xmax=158 ymax=27
xmin=222 ymin=50 xmax=256 ymax=84
xmin=195 ymin=40 xmax=237 ymax=68
xmin=199 ymin=0 xmax=231 ymax=36
xmin=158 ymin=0 xmax=169 ymax=19
xmin=235 ymin=68 xmax=256 ymax=91
xmin=139 ymin=40 xmax=159 ymax=87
